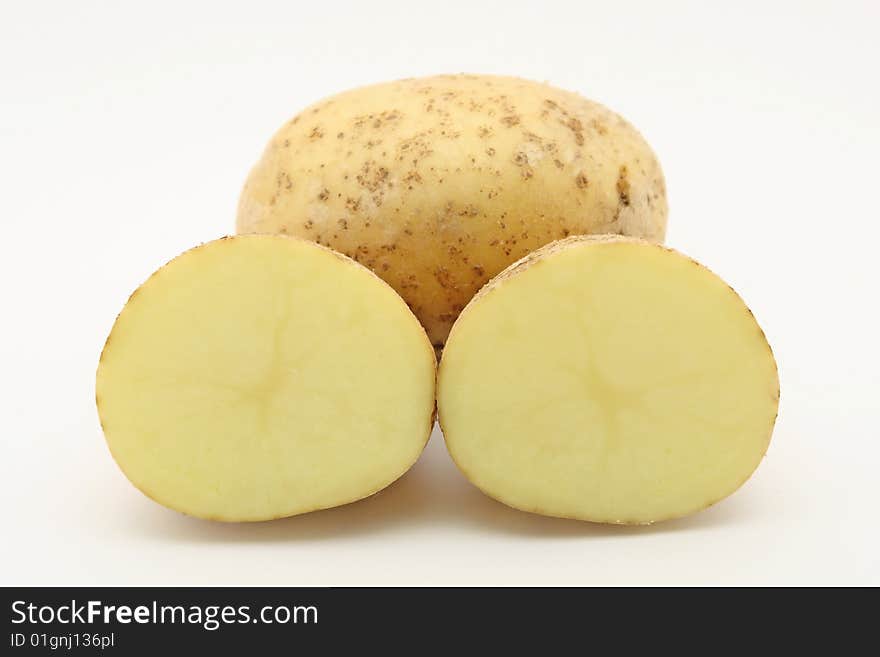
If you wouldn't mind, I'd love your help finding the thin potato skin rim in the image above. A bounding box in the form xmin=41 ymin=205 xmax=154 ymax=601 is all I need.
xmin=437 ymin=234 xmax=780 ymax=525
xmin=96 ymin=234 xmax=437 ymax=522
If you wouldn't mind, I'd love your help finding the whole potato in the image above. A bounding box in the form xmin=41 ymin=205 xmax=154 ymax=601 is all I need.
xmin=238 ymin=74 xmax=667 ymax=346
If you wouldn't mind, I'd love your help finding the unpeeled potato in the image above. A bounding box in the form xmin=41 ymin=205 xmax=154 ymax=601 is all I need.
xmin=238 ymin=74 xmax=667 ymax=346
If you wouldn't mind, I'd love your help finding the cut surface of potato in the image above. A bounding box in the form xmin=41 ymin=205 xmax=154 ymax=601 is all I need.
xmin=96 ymin=236 xmax=436 ymax=521
xmin=438 ymin=236 xmax=779 ymax=524
xmin=237 ymin=74 xmax=667 ymax=346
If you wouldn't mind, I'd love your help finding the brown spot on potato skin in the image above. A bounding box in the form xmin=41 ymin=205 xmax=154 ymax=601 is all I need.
xmin=318 ymin=188 xmax=330 ymax=201
xmin=356 ymin=162 xmax=389 ymax=193
xmin=276 ymin=171 xmax=293 ymax=191
xmin=564 ymin=117 xmax=585 ymax=145
xmin=308 ymin=126 xmax=324 ymax=140
xmin=591 ymin=118 xmax=608 ymax=135
xmin=434 ymin=267 xmax=456 ymax=289
xmin=371 ymin=110 xmax=402 ymax=129
xmin=616 ymin=165 xmax=631 ymax=206
xmin=500 ymin=115 xmax=520 ymax=127
xmin=512 ymin=151 xmax=534 ymax=180
xmin=576 ymin=172 xmax=590 ymax=189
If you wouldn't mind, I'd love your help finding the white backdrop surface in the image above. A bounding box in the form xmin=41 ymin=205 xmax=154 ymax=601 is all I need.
xmin=1 ymin=0 xmax=877 ymax=585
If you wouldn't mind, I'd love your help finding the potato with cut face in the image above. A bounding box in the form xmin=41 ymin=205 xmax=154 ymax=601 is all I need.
xmin=238 ymin=74 xmax=667 ymax=347
xmin=438 ymin=236 xmax=779 ymax=524
xmin=96 ymin=235 xmax=436 ymax=521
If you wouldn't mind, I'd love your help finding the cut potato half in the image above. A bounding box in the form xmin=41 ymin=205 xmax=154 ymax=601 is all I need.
xmin=438 ymin=236 xmax=779 ymax=524
xmin=97 ymin=235 xmax=436 ymax=521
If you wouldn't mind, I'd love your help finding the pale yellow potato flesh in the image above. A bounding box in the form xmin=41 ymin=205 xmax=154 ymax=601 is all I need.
xmin=96 ymin=236 xmax=436 ymax=521
xmin=438 ymin=236 xmax=779 ymax=524
xmin=237 ymin=74 xmax=667 ymax=347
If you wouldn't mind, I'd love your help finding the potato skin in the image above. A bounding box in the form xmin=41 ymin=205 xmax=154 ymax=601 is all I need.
xmin=237 ymin=74 xmax=667 ymax=346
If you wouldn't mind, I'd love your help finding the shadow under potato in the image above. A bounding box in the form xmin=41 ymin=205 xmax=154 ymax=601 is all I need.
xmin=124 ymin=427 xmax=756 ymax=543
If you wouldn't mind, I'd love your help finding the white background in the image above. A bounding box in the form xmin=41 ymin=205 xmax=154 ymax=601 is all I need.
xmin=2 ymin=0 xmax=878 ymax=586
